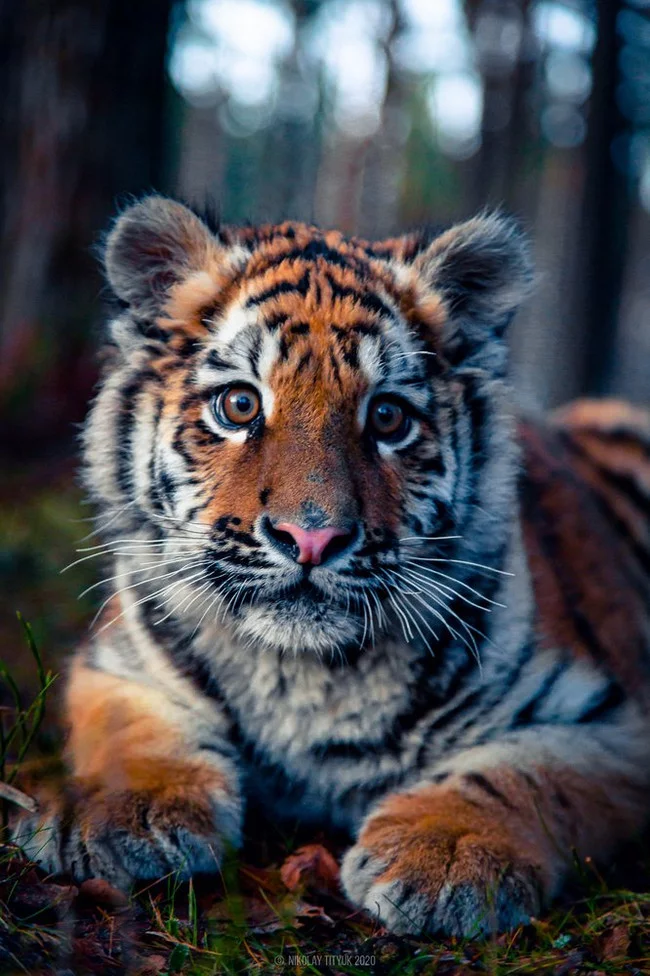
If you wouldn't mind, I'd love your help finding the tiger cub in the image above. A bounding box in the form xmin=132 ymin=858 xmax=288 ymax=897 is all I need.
xmin=14 ymin=196 xmax=650 ymax=936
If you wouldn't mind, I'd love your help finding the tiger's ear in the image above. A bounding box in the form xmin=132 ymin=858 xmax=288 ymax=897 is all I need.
xmin=410 ymin=212 xmax=533 ymax=371
xmin=104 ymin=196 xmax=243 ymax=326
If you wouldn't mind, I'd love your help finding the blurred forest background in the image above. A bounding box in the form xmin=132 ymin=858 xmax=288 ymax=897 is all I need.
xmin=1 ymin=0 xmax=650 ymax=686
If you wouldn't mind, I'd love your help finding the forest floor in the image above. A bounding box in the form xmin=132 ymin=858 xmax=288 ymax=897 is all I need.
xmin=1 ymin=460 xmax=650 ymax=976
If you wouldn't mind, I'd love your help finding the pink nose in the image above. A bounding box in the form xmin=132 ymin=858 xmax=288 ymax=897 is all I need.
xmin=275 ymin=523 xmax=349 ymax=566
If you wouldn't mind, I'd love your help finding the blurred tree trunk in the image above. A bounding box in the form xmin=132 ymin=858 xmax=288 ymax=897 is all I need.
xmin=576 ymin=0 xmax=628 ymax=396
xmin=464 ymin=0 xmax=534 ymax=211
xmin=0 ymin=0 xmax=172 ymax=453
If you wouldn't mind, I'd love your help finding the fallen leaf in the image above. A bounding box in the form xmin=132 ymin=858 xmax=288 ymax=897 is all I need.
xmin=280 ymin=844 xmax=340 ymax=894
xmin=135 ymin=955 xmax=168 ymax=976
xmin=294 ymin=899 xmax=335 ymax=926
xmin=600 ymin=924 xmax=631 ymax=961
xmin=79 ymin=877 xmax=129 ymax=908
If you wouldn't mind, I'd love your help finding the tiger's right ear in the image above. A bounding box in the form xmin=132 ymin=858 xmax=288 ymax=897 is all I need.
xmin=104 ymin=196 xmax=246 ymax=335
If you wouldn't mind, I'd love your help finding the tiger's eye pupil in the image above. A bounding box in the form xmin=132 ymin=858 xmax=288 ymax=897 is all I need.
xmin=235 ymin=394 xmax=251 ymax=413
xmin=377 ymin=404 xmax=395 ymax=425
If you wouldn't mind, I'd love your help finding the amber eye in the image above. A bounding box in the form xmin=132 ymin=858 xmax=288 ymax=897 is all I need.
xmin=214 ymin=385 xmax=261 ymax=428
xmin=368 ymin=397 xmax=411 ymax=442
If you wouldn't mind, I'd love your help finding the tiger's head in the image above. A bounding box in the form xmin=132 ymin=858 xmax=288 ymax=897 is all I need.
xmin=85 ymin=197 xmax=532 ymax=657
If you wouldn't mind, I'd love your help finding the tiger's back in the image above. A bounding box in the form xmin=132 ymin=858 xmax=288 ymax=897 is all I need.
xmin=521 ymin=399 xmax=650 ymax=699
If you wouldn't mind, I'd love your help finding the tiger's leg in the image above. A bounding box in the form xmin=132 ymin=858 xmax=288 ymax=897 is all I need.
xmin=12 ymin=658 xmax=242 ymax=887
xmin=341 ymin=727 xmax=649 ymax=936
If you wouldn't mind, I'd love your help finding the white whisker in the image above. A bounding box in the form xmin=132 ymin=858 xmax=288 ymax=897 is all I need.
xmin=403 ymin=561 xmax=507 ymax=608
xmin=401 ymin=565 xmax=493 ymax=614
xmin=90 ymin=560 xmax=206 ymax=629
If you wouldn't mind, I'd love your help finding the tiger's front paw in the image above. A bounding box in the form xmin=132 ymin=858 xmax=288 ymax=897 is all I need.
xmin=341 ymin=787 xmax=543 ymax=937
xmin=12 ymin=759 xmax=242 ymax=889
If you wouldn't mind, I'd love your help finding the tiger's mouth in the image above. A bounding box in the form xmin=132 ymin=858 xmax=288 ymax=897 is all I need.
xmin=242 ymin=574 xmax=347 ymax=615
xmin=225 ymin=570 xmax=370 ymax=653
xmin=278 ymin=577 xmax=328 ymax=603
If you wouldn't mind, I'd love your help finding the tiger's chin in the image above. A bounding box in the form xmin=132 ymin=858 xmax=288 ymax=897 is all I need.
xmin=234 ymin=598 xmax=363 ymax=656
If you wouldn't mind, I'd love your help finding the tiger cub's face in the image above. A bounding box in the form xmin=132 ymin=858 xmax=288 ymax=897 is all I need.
xmin=86 ymin=198 xmax=531 ymax=655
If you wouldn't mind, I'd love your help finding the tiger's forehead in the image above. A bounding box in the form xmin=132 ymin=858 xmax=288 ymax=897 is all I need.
xmin=192 ymin=226 xmax=439 ymax=400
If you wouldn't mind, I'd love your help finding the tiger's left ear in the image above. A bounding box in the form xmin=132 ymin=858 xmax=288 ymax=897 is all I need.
xmin=409 ymin=212 xmax=533 ymax=371
xmin=102 ymin=196 xmax=248 ymax=352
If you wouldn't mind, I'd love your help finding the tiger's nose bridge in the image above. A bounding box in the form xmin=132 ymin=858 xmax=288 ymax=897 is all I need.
xmin=259 ymin=418 xmax=359 ymax=526
xmin=265 ymin=463 xmax=359 ymax=529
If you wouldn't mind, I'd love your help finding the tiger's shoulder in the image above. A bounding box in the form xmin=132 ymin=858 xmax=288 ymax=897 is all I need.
xmin=517 ymin=399 xmax=650 ymax=697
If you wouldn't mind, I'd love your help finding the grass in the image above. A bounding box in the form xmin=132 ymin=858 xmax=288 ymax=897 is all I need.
xmin=1 ymin=468 xmax=650 ymax=974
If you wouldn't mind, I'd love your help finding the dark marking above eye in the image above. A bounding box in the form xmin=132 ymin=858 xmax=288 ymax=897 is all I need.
xmin=260 ymin=487 xmax=272 ymax=505
xmin=248 ymin=330 xmax=263 ymax=378
xmin=265 ymin=312 xmax=289 ymax=332
xmin=289 ymin=322 xmax=310 ymax=335
xmin=205 ymin=349 xmax=236 ymax=372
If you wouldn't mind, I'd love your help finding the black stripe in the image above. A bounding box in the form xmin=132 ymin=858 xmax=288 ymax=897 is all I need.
xmin=115 ymin=370 xmax=161 ymax=498
xmin=277 ymin=239 xmax=359 ymax=270
xmin=248 ymin=330 xmax=263 ymax=379
xmin=510 ymin=659 xmax=567 ymax=728
xmin=561 ymin=430 xmax=650 ymax=514
xmin=325 ymin=273 xmax=394 ymax=320
xmin=148 ymin=397 xmax=165 ymax=514
xmin=519 ymin=472 xmax=613 ymax=666
xmin=296 ymin=350 xmax=312 ymax=373
xmin=246 ymin=270 xmax=310 ymax=308
xmin=132 ymin=319 xmax=170 ymax=344
xmin=560 ymin=432 xmax=650 ymax=578
xmin=329 ymin=349 xmax=342 ymax=390
xmin=463 ymin=772 xmax=514 ymax=808
xmin=576 ymin=681 xmax=626 ymax=723
xmin=415 ymin=453 xmax=446 ymax=476
xmin=205 ymin=349 xmax=237 ymax=372
xmin=264 ymin=312 xmax=289 ymax=332
xmin=159 ymin=469 xmax=176 ymax=506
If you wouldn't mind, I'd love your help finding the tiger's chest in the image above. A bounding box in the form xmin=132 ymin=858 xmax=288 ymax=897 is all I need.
xmin=206 ymin=636 xmax=475 ymax=828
